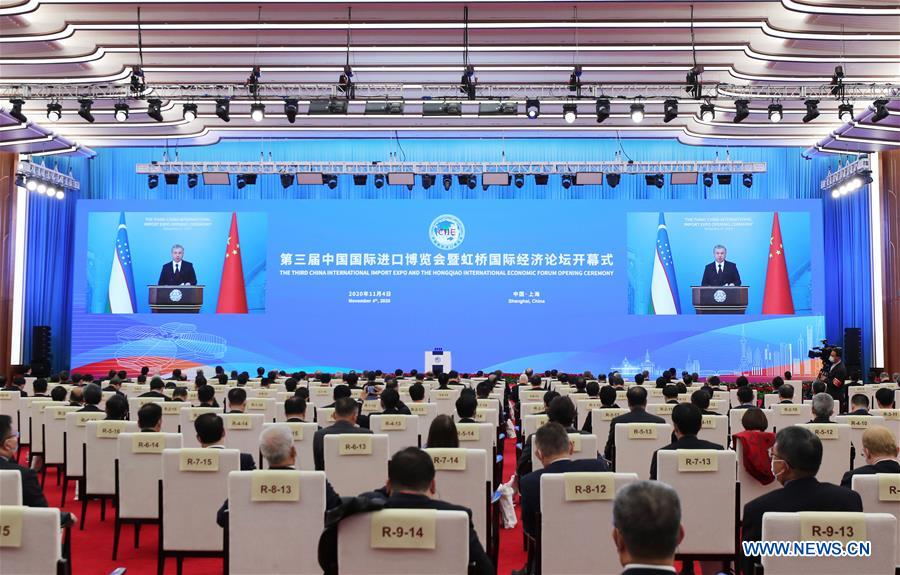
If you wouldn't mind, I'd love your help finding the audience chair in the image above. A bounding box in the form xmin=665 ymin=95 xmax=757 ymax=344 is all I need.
xmin=796 ymin=423 xmax=852 ymax=484
xmin=127 ymin=397 xmax=164 ymax=421
xmin=177 ymin=407 xmax=222 ymax=448
xmin=81 ymin=420 xmax=138 ymax=530
xmin=261 ymin=422 xmax=318 ymax=470
xmin=613 ymin=422 xmax=672 ymax=479
xmin=531 ymin=433 xmax=599 ymax=472
xmin=323 ymin=433 xmax=390 ymax=495
xmin=835 ymin=415 xmax=886 ymax=470
xmin=369 ymin=414 xmax=420 ymax=451
xmin=407 ymin=402 xmax=438 ymax=437
xmin=851 ymin=474 xmax=900 ymax=569
xmin=425 ymin=448 xmax=491 ymax=550
xmin=41 ymin=405 xmax=80 ymax=487
xmin=696 ymin=414 xmax=728 ymax=446
xmin=736 ymin=440 xmax=779 ymax=519
xmin=0 ymin=506 xmax=67 ymax=575
xmin=61 ymin=411 xmax=106 ymax=506
xmin=0 ymin=469 xmax=23 ymax=504
xmin=315 ymin=407 xmax=336 ymax=427
xmin=221 ymin=413 xmax=266 ymax=467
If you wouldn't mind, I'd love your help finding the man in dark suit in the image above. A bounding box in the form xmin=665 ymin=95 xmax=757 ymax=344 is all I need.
xmin=317 ymin=447 xmax=493 ymax=575
xmin=157 ymin=244 xmax=197 ymax=286
xmin=649 ymin=403 xmax=724 ymax=480
xmin=455 ymin=392 xmax=478 ymax=424
xmin=731 ymin=385 xmax=755 ymax=410
xmin=875 ymin=387 xmax=896 ymax=410
xmin=0 ymin=415 xmax=75 ymax=525
xmin=741 ymin=426 xmax=863 ymax=574
xmin=848 ymin=393 xmax=870 ymax=416
xmin=226 ymin=387 xmax=246 ymax=413
xmin=77 ymin=384 xmax=103 ymax=412
xmin=777 ymin=384 xmax=795 ymax=404
xmin=194 ymin=413 xmax=255 ymax=471
xmin=312 ymin=397 xmax=373 ymax=471
xmin=517 ymin=396 xmax=590 ymax=477
xmin=284 ymin=396 xmax=311 ymax=423
xmin=612 ymin=481 xmax=685 ymax=575
xmin=604 ymin=386 xmax=666 ymax=464
xmin=137 ymin=402 xmax=162 ymax=432
xmin=808 ymin=392 xmax=834 ymax=423
xmin=824 ymin=348 xmax=848 ymax=408
xmin=102 ymin=377 xmax=126 ymax=398
xmin=700 ymin=244 xmax=741 ymax=287
xmin=138 ymin=377 xmax=171 ymax=401
xmin=840 ymin=426 xmax=900 ymax=488
xmin=690 ymin=389 xmax=718 ymax=415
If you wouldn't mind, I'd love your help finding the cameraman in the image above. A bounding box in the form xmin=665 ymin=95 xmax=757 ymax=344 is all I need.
xmin=825 ymin=348 xmax=848 ymax=413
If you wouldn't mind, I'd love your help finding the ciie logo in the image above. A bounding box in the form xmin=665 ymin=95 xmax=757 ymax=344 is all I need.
xmin=429 ymin=214 xmax=465 ymax=250
xmin=169 ymin=289 xmax=183 ymax=302
xmin=713 ymin=289 xmax=727 ymax=303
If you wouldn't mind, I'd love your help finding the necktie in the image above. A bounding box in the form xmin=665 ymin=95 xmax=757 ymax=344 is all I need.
xmin=175 ymin=264 xmax=180 ymax=274
xmin=717 ymin=264 xmax=722 ymax=275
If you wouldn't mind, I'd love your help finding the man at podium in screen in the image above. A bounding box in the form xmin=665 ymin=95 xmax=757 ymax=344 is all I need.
xmin=157 ymin=244 xmax=197 ymax=286
xmin=700 ymin=244 xmax=741 ymax=287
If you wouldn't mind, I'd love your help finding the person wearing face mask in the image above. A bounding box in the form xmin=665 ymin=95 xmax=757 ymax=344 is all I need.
xmin=824 ymin=348 xmax=848 ymax=411
xmin=740 ymin=426 xmax=862 ymax=574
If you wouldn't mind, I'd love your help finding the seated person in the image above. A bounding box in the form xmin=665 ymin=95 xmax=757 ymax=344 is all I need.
xmin=662 ymin=384 xmax=679 ymax=404
xmin=848 ymin=393 xmax=870 ymax=415
xmin=733 ymin=408 xmax=776 ymax=486
xmin=408 ymin=383 xmax=426 ymax=403
xmin=840 ymin=426 xmax=900 ymax=488
xmin=741 ymin=426 xmax=863 ymax=574
xmin=196 ymin=384 xmax=219 ymax=408
xmin=875 ymin=387 xmax=895 ymax=409
xmin=171 ymin=386 xmax=188 ymax=402
xmin=78 ymin=384 xmax=103 ymax=412
xmin=51 ymin=385 xmax=68 ymax=402
xmin=455 ymin=391 xmax=478 ymax=424
xmin=227 ymin=387 xmax=247 ymax=413
xmin=194 ymin=413 xmax=255 ymax=470
xmin=604 ymin=386 xmax=666 ymax=464
xmin=284 ymin=396 xmax=309 ymax=422
xmin=139 ymin=377 xmax=171 ymax=400
xmin=581 ymin=384 xmax=619 ymax=433
xmin=312 ymin=397 xmax=373 ymax=471
xmin=105 ymin=394 xmax=129 ymax=420
xmin=138 ymin=402 xmax=163 ymax=432
xmin=690 ymin=389 xmax=717 ymax=415
xmin=379 ymin=388 xmax=411 ymax=416
xmin=808 ymin=392 xmax=834 ymax=423
xmin=68 ymin=386 xmax=84 ymax=407
xmin=425 ymin=415 xmax=459 ymax=448
xmin=778 ymin=383 xmax=794 ymax=404
xmin=612 ymin=481 xmax=684 ymax=575
xmin=32 ymin=378 xmax=49 ymax=397
xmin=324 ymin=384 xmax=351 ymax=409
xmin=732 ymin=386 xmax=755 ymax=409
xmin=649 ymin=403 xmax=724 ymax=480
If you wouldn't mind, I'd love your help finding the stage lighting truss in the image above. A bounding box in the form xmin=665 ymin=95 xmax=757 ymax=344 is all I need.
xmin=15 ymin=159 xmax=80 ymax=192
xmin=821 ymin=156 xmax=872 ymax=198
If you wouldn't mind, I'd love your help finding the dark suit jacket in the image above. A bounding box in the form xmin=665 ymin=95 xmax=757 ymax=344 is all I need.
xmin=849 ymin=409 xmax=870 ymax=416
xmin=0 ymin=455 xmax=72 ymax=524
xmin=138 ymin=390 xmax=171 ymax=401
xmin=519 ymin=457 xmax=610 ymax=537
xmin=604 ymin=408 xmax=666 ymax=463
xmin=517 ymin=426 xmax=590 ymax=477
xmin=621 ymin=567 xmax=679 ymax=575
xmin=312 ymin=419 xmax=374 ymax=471
xmin=206 ymin=445 xmax=255 ymax=471
xmin=826 ymin=362 xmax=848 ymax=398
xmin=581 ymin=404 xmax=620 ymax=433
xmin=2 ymin=386 xmax=26 ymax=397
xmin=741 ymin=476 xmax=863 ymax=573
xmin=840 ymin=459 xmax=900 ymax=489
xmin=731 ymin=404 xmax=754 ymax=410
xmin=701 ymin=260 xmax=741 ymax=286
xmin=649 ymin=434 xmax=724 ymax=480
xmin=77 ymin=404 xmax=102 ymax=412
xmin=157 ymin=260 xmax=197 ymax=286
xmin=102 ymin=386 xmax=125 ymax=398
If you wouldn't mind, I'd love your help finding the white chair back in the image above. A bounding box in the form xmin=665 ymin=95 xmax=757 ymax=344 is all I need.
xmin=0 ymin=391 xmax=22 ymax=423
xmin=337 ymin=509 xmax=470 ymax=574
xmin=870 ymin=409 xmax=900 ymax=442
xmin=454 ymin=423 xmax=494 ymax=482
xmin=407 ymin=403 xmax=438 ymax=436
xmin=308 ymin=386 xmax=335 ymax=409
xmin=426 ymin=448 xmax=490 ymax=547
xmin=472 ymin=407 xmax=499 ymax=431
xmin=851 ymin=474 xmax=900 ymax=567
xmin=42 ymin=405 xmax=80 ymax=465
xmin=221 ymin=413 xmax=265 ymax=467
xmin=159 ymin=401 xmax=188 ymax=433
xmin=768 ymin=402 xmax=807 ymax=432
xmin=64 ymin=411 xmax=106 ymax=478
xmin=369 ymin=415 xmax=420 ymax=452
xmin=590 ymin=408 xmax=628 ymax=447
xmin=520 ymin=389 xmax=546 ymax=403
xmin=539 ymin=472 xmax=639 ymax=575
xmin=178 ymin=407 xmax=222 ymax=448
xmin=116 ymin=432 xmax=182 ymax=519
xmin=656 ymin=450 xmax=737 ymax=553
xmin=532 ymin=434 xmax=599 ymax=471
xmin=261 ymin=422 xmax=318 ymax=470
xmin=736 ymin=439 xmax=779 ymax=519
xmin=0 ymin=506 xmax=62 ymax=575
xmin=323 ymin=434 xmax=390 ymax=495
xmin=127 ymin=397 xmax=164 ymax=420
xmin=521 ymin=414 xmax=549 ymax=438
xmin=696 ymin=414 xmax=728 ymax=446
xmin=761 ymin=512 xmax=897 ymax=574
xmin=835 ymin=415 xmax=887 ymax=470
xmin=227 ymin=470 xmax=326 ymax=575
xmin=646 ymin=403 xmax=676 ymax=422
xmin=613 ymin=423 xmax=672 ymax=480
xmin=519 ymin=402 xmax=545 ymax=418
xmin=431 ymin=388 xmax=462 ymax=416
xmin=796 ymin=424 xmax=852 ymax=484
xmin=316 ymin=407 xmax=336 ymax=427
xmin=84 ymin=420 xmax=138 ymax=495
xmin=244 ymin=397 xmax=277 ymax=422
xmin=0 ymin=470 xmax=23 ymax=504
xmin=27 ymin=400 xmax=64 ymax=453
xmin=574 ymin=398 xmax=606 ymax=429
xmin=161 ymin=447 xmax=240 ymax=552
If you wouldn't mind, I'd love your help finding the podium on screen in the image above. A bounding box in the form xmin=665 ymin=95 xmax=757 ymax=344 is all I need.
xmin=148 ymin=285 xmax=205 ymax=313
xmin=691 ymin=286 xmax=749 ymax=315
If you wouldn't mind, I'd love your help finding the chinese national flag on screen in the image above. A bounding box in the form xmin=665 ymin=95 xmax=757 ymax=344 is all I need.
xmin=216 ymin=212 xmax=249 ymax=314
xmin=762 ymin=212 xmax=795 ymax=314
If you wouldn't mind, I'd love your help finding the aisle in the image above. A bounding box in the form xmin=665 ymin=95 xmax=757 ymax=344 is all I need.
xmin=496 ymin=436 xmax=527 ymax=574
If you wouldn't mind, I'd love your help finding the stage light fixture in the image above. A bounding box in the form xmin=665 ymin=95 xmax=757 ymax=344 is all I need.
xmin=534 ymin=174 xmax=549 ymax=186
xmin=215 ymin=99 xmax=231 ymax=122
xmin=422 ymin=102 xmax=462 ymax=116
xmin=596 ymin=99 xmax=611 ymax=123
xmin=421 ymin=174 xmax=435 ymax=190
xmin=9 ymin=99 xmax=27 ymax=123
xmin=733 ymin=100 xmax=750 ymax=123
xmin=525 ymin=99 xmax=540 ymax=119
xmin=768 ymin=103 xmax=783 ymax=123
xmin=36 ymin=182 xmax=47 ymax=194
xmin=561 ymin=175 xmax=574 ymax=189
xmin=663 ymin=99 xmax=678 ymax=123
xmin=514 ymin=174 xmax=525 ymax=188
xmin=802 ymin=99 xmax=820 ymax=123
xmin=374 ymin=174 xmax=385 ymax=189
xmin=187 ymin=174 xmax=198 ymax=188
xmin=164 ymin=174 xmax=179 ymax=185
xmin=742 ymin=173 xmax=753 ymax=188
xmin=46 ymin=103 xmax=62 ymax=122
xmin=148 ymin=174 xmax=159 ymax=189
xmin=352 ymin=174 xmax=368 ymax=186
xmin=630 ymin=103 xmax=645 ymax=123
xmin=703 ymin=172 xmax=713 ymax=187
xmin=77 ymin=99 xmax=95 ymax=123
xmin=717 ymin=174 xmax=732 ymax=185
xmin=645 ymin=174 xmax=664 ymax=189
xmin=838 ymin=102 xmax=853 ymax=122
xmin=606 ymin=173 xmax=621 ymax=188
xmin=568 ymin=65 xmax=582 ymax=92
xmin=55 ymin=190 xmax=65 ymax=200
xmin=284 ymin=99 xmax=298 ymax=123
xmin=442 ymin=175 xmax=452 ymax=191
xmin=45 ymin=185 xmax=56 ymax=196
xmin=871 ymin=99 xmax=889 ymax=123
xmin=831 ymin=188 xmax=840 ymax=199
xmin=250 ymin=103 xmax=265 ymax=122
xmin=700 ymin=101 xmax=715 ymax=122
xmin=26 ymin=179 xmax=37 ymax=191
xmin=236 ymin=174 xmax=247 ymax=190
xmin=281 ymin=173 xmax=295 ymax=189
xmin=562 ymin=103 xmax=577 ymax=124
xmin=182 ymin=103 xmax=198 ymax=122
xmin=147 ymin=99 xmax=164 ymax=122
xmin=114 ymin=102 xmax=129 ymax=122
xmin=478 ymin=102 xmax=517 ymax=116
xmin=365 ymin=101 xmax=404 ymax=115
xmin=466 ymin=174 xmax=477 ymax=189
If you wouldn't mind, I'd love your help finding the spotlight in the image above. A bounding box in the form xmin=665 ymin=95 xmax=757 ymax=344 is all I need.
xmin=742 ymin=173 xmax=753 ymax=188
xmin=630 ymin=103 xmax=645 ymax=123
xmin=37 ymin=182 xmax=47 ymax=194
xmin=182 ymin=103 xmax=198 ymax=122
xmin=26 ymin=179 xmax=37 ymax=191
xmin=9 ymin=99 xmax=27 ymax=123
xmin=562 ymin=103 xmax=577 ymax=124
xmin=352 ymin=175 xmax=368 ymax=186
xmin=250 ymin=103 xmax=265 ymax=122
xmin=717 ymin=174 xmax=732 ymax=185
xmin=703 ymin=172 xmax=713 ymax=187
xmin=77 ymin=99 xmax=95 ymax=123
xmin=374 ymin=174 xmax=385 ymax=189
xmin=243 ymin=174 xmax=258 ymax=186
xmin=442 ymin=175 xmax=452 ymax=191
xmin=645 ymin=174 xmax=664 ymax=189
xmin=325 ymin=175 xmax=338 ymax=190
xmin=482 ymin=183 xmax=490 ymax=191
xmin=606 ymin=173 xmax=621 ymax=188
xmin=148 ymin=174 xmax=159 ymax=189
xmin=236 ymin=174 xmax=246 ymax=190
xmin=46 ymin=103 xmax=62 ymax=122
xmin=838 ymin=102 xmax=853 ymax=122
xmin=831 ymin=189 xmax=840 ymax=199
xmin=187 ymin=174 xmax=198 ymax=188
xmin=466 ymin=174 xmax=477 ymax=189
xmin=215 ymin=99 xmax=231 ymax=122
xmin=733 ymin=100 xmax=750 ymax=123
xmin=871 ymin=99 xmax=889 ymax=123
xmin=561 ymin=175 xmax=574 ymax=189
xmin=421 ymin=174 xmax=435 ymax=190
xmin=55 ymin=190 xmax=65 ymax=200
xmin=284 ymin=98 xmax=298 ymax=123
xmin=130 ymin=66 xmax=146 ymax=94
xmin=46 ymin=186 xmax=56 ymax=196
xmin=767 ymin=103 xmax=783 ymax=123
xmin=281 ymin=173 xmax=295 ymax=189
xmin=114 ymin=102 xmax=129 ymax=122
xmin=525 ymin=99 xmax=540 ymax=119
xmin=663 ymin=99 xmax=678 ymax=123
xmin=700 ymin=101 xmax=715 ymax=122
xmin=802 ymin=99 xmax=820 ymax=123
xmin=534 ymin=174 xmax=549 ymax=186
xmin=147 ymin=99 xmax=164 ymax=122
xmin=164 ymin=174 xmax=180 ymax=185
xmin=514 ymin=174 xmax=525 ymax=188
xmin=596 ymin=99 xmax=611 ymax=123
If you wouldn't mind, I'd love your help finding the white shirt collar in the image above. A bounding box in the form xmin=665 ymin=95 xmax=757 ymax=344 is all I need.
xmin=624 ymin=564 xmax=677 ymax=573
xmin=172 ymin=261 xmax=181 ymax=270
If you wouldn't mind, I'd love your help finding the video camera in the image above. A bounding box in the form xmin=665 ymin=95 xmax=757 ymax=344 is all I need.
xmin=808 ymin=339 xmax=841 ymax=371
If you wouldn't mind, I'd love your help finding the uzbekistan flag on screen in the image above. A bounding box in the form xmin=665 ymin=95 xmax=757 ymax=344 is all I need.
xmin=651 ymin=212 xmax=681 ymax=315
xmin=107 ymin=211 xmax=137 ymax=314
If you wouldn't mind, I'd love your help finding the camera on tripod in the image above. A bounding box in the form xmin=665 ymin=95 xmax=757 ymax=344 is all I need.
xmin=808 ymin=339 xmax=841 ymax=371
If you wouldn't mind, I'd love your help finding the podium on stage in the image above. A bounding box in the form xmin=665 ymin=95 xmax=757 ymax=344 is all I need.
xmin=691 ymin=286 xmax=749 ymax=314
xmin=148 ymin=285 xmax=204 ymax=313
xmin=425 ymin=348 xmax=451 ymax=374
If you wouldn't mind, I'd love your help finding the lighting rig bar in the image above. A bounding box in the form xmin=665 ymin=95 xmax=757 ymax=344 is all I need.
xmin=821 ymin=156 xmax=870 ymax=192
xmin=136 ymin=160 xmax=767 ymax=176
xmin=17 ymin=159 xmax=80 ymax=190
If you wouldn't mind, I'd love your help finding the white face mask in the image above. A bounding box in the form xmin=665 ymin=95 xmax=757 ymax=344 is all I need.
xmin=771 ymin=458 xmax=785 ymax=479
